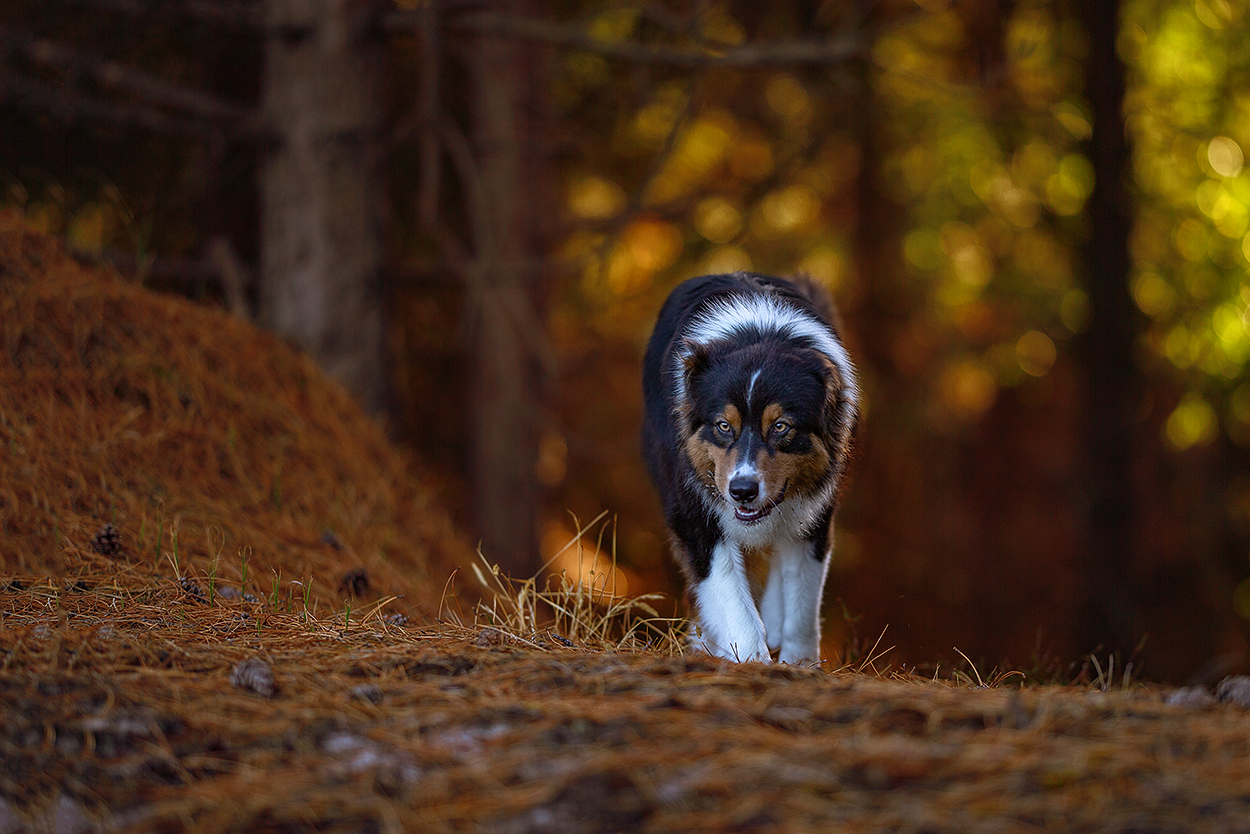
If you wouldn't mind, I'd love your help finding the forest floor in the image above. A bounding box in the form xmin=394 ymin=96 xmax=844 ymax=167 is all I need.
xmin=4 ymin=571 xmax=1250 ymax=834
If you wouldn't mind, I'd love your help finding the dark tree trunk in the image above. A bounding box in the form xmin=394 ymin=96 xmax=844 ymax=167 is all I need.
xmin=464 ymin=0 xmax=549 ymax=577
xmin=260 ymin=0 xmax=388 ymax=415
xmin=1080 ymin=0 xmax=1139 ymax=658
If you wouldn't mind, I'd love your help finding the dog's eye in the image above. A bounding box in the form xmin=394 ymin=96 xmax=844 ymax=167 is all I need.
xmin=771 ymin=420 xmax=791 ymax=438
xmin=715 ymin=419 xmax=734 ymax=437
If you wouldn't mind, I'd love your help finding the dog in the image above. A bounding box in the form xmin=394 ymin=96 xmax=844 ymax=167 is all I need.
xmin=642 ymin=272 xmax=859 ymax=664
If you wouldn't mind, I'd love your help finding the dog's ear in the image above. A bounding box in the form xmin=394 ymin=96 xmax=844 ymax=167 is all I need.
xmin=818 ymin=353 xmax=858 ymax=459
xmin=680 ymin=339 xmax=711 ymax=394
xmin=676 ymin=340 xmax=711 ymax=430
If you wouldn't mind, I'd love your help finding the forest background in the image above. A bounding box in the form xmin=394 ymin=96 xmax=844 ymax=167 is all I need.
xmin=3 ymin=0 xmax=1250 ymax=684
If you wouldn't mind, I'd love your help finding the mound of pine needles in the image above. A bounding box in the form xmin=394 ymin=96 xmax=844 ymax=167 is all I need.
xmin=0 ymin=211 xmax=469 ymax=617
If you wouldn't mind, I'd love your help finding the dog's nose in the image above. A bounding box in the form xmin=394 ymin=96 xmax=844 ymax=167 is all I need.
xmin=729 ymin=476 xmax=759 ymax=504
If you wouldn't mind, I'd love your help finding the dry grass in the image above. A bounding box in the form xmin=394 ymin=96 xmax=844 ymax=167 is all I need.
xmin=465 ymin=511 xmax=687 ymax=656
xmin=5 ymin=215 xmax=1250 ymax=833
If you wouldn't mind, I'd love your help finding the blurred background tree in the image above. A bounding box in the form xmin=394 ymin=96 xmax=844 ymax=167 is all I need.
xmin=3 ymin=0 xmax=1249 ymax=682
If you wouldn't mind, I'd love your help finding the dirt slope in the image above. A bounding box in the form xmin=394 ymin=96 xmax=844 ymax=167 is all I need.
xmin=0 ymin=212 xmax=469 ymax=615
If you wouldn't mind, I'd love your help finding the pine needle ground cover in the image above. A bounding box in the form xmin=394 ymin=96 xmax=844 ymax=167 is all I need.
xmin=4 ymin=216 xmax=1250 ymax=833
xmin=5 ymin=580 xmax=1250 ymax=834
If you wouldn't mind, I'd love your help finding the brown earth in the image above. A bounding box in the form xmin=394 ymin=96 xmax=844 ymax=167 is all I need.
xmin=4 ymin=217 xmax=1250 ymax=833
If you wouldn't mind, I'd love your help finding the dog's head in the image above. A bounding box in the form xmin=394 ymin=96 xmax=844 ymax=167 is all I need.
xmin=680 ymin=339 xmax=857 ymax=526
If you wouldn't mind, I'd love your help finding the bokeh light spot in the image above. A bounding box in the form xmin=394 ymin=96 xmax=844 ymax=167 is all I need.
xmin=904 ymin=228 xmax=944 ymax=271
xmin=1132 ymin=272 xmax=1176 ymax=318
xmin=1164 ymin=392 xmax=1218 ymax=450
xmin=798 ymin=244 xmax=845 ymax=289
xmin=1052 ymin=101 xmax=1092 ymax=139
xmin=1195 ymin=0 xmax=1234 ymax=30
xmin=694 ymin=197 xmax=742 ymax=244
xmin=1016 ymin=330 xmax=1057 ymax=377
xmin=699 ymin=9 xmax=745 ymax=46
xmin=756 ymin=185 xmax=820 ymax=236
xmin=624 ymin=219 xmax=682 ymax=273
xmin=1060 ymin=289 xmax=1090 ymax=334
xmin=1207 ymin=136 xmax=1245 ymax=178
xmin=567 ymin=176 xmax=625 ymax=221
xmin=700 ymin=245 xmax=752 ymax=275
xmin=765 ymin=74 xmax=812 ymax=123
xmin=606 ymin=219 xmax=683 ymax=296
xmin=590 ymin=7 xmax=639 ymax=42
xmin=939 ymin=360 xmax=997 ymax=420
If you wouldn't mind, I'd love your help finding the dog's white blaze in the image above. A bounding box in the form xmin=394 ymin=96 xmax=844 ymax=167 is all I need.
xmin=746 ymin=367 xmax=762 ymax=402
xmin=673 ymin=291 xmax=859 ymax=406
xmin=728 ymin=453 xmax=759 ymax=485
xmin=692 ymin=542 xmax=770 ymax=662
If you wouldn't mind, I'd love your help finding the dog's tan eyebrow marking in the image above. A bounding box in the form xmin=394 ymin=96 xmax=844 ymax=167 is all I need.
xmin=717 ymin=403 xmax=742 ymax=432
xmin=761 ymin=403 xmax=786 ymax=434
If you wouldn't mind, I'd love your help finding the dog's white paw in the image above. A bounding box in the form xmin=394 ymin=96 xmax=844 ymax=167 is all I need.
xmin=777 ymin=638 xmax=821 ymax=665
xmin=729 ymin=637 xmax=772 ymax=664
xmin=693 ymin=627 xmax=771 ymax=663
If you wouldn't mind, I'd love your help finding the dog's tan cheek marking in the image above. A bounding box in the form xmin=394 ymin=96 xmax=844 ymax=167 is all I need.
xmin=684 ymin=434 xmax=738 ymax=493
xmin=774 ymin=439 xmax=832 ymax=497
xmin=685 ymin=434 xmax=715 ymax=487
xmin=691 ymin=404 xmax=741 ymax=495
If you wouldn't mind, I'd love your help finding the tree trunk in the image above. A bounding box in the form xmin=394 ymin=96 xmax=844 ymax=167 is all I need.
xmin=1080 ymin=0 xmax=1138 ymax=658
xmin=464 ymin=1 xmax=549 ymax=577
xmin=260 ymin=0 xmax=388 ymax=415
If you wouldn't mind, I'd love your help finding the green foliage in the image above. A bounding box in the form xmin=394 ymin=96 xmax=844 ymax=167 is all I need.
xmin=1124 ymin=0 xmax=1250 ymax=449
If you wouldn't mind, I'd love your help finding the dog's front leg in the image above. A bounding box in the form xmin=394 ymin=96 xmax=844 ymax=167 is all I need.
xmin=692 ymin=541 xmax=770 ymax=662
xmin=759 ymin=555 xmax=785 ymax=653
xmin=774 ymin=538 xmax=831 ymax=665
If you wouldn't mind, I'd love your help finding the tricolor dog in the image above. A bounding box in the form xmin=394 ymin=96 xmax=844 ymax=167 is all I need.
xmin=642 ymin=272 xmax=859 ymax=664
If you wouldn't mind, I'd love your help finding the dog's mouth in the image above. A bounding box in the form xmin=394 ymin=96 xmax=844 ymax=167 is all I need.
xmin=734 ymin=505 xmax=773 ymax=525
xmin=731 ymin=481 xmax=788 ymax=525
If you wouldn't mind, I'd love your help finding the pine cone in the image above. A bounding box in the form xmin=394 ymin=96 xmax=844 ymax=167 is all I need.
xmin=339 ymin=568 xmax=370 ymax=597
xmin=179 ymin=575 xmax=207 ymax=603
xmin=89 ymin=523 xmax=123 ymax=557
xmin=230 ymin=657 xmax=275 ymax=698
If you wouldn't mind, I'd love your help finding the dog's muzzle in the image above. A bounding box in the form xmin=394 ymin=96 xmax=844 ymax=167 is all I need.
xmin=729 ymin=478 xmax=786 ymax=525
